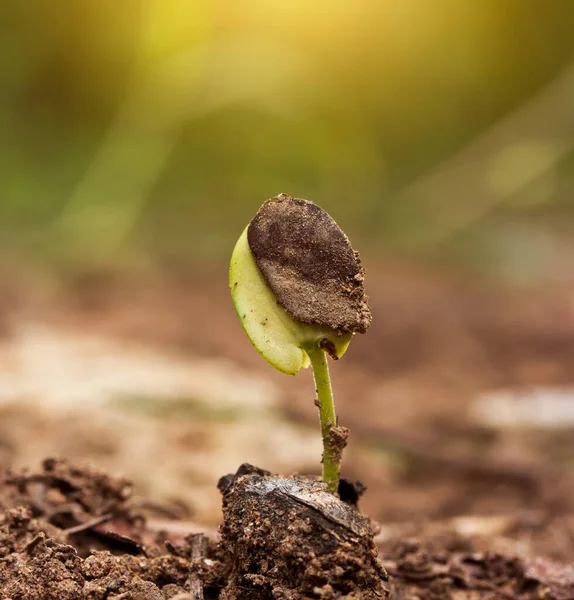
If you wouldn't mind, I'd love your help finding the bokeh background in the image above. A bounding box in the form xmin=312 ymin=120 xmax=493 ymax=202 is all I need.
xmin=2 ymin=0 xmax=574 ymax=277
xmin=1 ymin=0 xmax=574 ymax=556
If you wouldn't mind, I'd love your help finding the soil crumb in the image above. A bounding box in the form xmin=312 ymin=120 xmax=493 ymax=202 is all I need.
xmin=248 ymin=193 xmax=372 ymax=334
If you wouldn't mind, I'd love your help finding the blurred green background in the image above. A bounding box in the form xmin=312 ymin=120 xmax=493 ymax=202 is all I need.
xmin=2 ymin=0 xmax=574 ymax=281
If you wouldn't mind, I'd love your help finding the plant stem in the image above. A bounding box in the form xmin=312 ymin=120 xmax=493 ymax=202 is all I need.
xmin=306 ymin=344 xmax=340 ymax=493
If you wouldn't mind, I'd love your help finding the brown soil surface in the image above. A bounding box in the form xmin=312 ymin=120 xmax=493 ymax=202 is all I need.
xmin=1 ymin=262 xmax=574 ymax=597
xmin=1 ymin=460 xmax=574 ymax=599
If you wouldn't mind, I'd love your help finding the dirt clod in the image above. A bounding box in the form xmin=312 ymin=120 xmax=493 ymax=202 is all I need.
xmin=217 ymin=464 xmax=389 ymax=599
xmin=325 ymin=426 xmax=350 ymax=469
xmin=247 ymin=194 xmax=372 ymax=334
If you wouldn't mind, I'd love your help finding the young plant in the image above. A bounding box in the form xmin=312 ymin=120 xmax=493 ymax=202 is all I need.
xmin=229 ymin=194 xmax=371 ymax=493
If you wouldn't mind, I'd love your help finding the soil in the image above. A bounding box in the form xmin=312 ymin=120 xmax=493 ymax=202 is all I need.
xmin=217 ymin=463 xmax=388 ymax=599
xmin=0 ymin=459 xmax=222 ymax=600
xmin=1 ymin=262 xmax=574 ymax=598
xmin=1 ymin=460 xmax=574 ymax=599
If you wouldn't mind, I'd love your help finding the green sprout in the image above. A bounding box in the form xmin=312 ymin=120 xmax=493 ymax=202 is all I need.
xmin=230 ymin=194 xmax=371 ymax=493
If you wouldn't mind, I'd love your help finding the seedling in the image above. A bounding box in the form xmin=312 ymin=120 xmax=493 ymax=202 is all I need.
xmin=230 ymin=194 xmax=371 ymax=493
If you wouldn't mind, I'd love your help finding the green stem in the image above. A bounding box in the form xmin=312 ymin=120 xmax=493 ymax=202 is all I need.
xmin=306 ymin=344 xmax=340 ymax=493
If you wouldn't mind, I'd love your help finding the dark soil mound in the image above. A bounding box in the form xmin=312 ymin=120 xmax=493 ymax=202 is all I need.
xmin=217 ymin=464 xmax=388 ymax=599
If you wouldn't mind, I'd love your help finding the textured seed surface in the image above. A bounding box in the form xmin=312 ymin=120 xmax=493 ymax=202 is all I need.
xmin=247 ymin=194 xmax=372 ymax=334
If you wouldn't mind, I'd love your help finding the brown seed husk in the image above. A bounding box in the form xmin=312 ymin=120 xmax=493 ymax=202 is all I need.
xmin=247 ymin=194 xmax=372 ymax=334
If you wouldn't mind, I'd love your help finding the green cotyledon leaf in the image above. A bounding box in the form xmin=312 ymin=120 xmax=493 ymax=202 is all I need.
xmin=230 ymin=226 xmax=353 ymax=375
xmin=230 ymin=194 xmax=371 ymax=375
